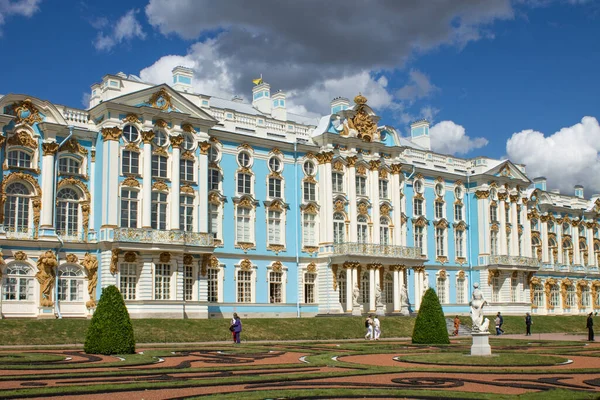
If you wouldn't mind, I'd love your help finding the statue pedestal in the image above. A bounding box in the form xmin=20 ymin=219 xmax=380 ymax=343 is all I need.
xmin=375 ymin=304 xmax=385 ymax=316
xmin=38 ymin=307 xmax=55 ymax=319
xmin=351 ymin=305 xmax=362 ymax=316
xmin=400 ymin=305 xmax=410 ymax=316
xmin=471 ymin=332 xmax=492 ymax=356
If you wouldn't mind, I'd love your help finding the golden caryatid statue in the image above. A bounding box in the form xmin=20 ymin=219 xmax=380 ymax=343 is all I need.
xmin=36 ymin=250 xmax=57 ymax=307
xmin=342 ymin=94 xmax=379 ymax=142
xmin=82 ymin=252 xmax=98 ymax=309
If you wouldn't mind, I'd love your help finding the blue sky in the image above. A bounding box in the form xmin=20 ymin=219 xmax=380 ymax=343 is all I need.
xmin=1 ymin=0 xmax=599 ymax=194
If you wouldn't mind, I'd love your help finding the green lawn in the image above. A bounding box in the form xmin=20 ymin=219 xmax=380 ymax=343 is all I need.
xmin=0 ymin=315 xmax=590 ymax=346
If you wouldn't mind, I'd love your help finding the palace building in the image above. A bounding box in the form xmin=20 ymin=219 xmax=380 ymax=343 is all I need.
xmin=0 ymin=68 xmax=599 ymax=319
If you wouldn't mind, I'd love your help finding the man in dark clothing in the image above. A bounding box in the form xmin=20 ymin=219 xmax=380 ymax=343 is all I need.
xmin=525 ymin=313 xmax=532 ymax=336
xmin=497 ymin=312 xmax=504 ymax=334
xmin=587 ymin=313 xmax=594 ymax=342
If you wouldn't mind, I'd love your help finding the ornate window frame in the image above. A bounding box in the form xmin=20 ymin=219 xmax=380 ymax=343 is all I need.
xmin=234 ymin=259 xmax=256 ymax=303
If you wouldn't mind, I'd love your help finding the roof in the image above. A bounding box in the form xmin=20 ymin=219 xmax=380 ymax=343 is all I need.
xmin=209 ymin=96 xmax=266 ymax=116
xmin=398 ymin=137 xmax=426 ymax=150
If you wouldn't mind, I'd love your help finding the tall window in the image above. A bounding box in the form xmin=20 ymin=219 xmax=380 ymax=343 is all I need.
xmin=492 ymin=276 xmax=500 ymax=302
xmin=531 ymin=236 xmax=541 ymax=261
xmin=303 ymin=181 xmax=316 ymax=202
xmin=566 ymin=285 xmax=576 ymax=308
xmin=4 ymin=182 xmax=30 ymax=233
xmin=207 ymin=268 xmax=218 ymax=302
xmin=380 ymin=217 xmax=390 ymax=245
xmin=180 ymin=195 xmax=194 ymax=231
xmin=209 ymin=203 xmax=219 ymax=239
xmin=437 ymin=275 xmax=447 ymax=304
xmin=269 ymin=271 xmax=283 ymax=303
xmin=180 ymin=159 xmax=194 ymax=182
xmin=550 ymin=284 xmax=560 ymax=308
xmin=2 ymin=264 xmax=34 ymax=300
xmin=454 ymin=204 xmax=463 ymax=221
xmin=120 ymin=263 xmax=137 ymax=300
xmin=151 ymin=155 xmax=168 ymax=178
xmin=581 ymin=285 xmax=591 ymax=308
xmin=435 ymin=201 xmax=444 ymax=219
xmin=360 ymin=272 xmax=369 ymax=303
xmin=548 ymin=238 xmax=557 ymax=264
xmin=490 ymin=205 xmax=498 ymax=222
xmin=518 ymin=233 xmax=524 ymax=256
xmin=268 ymin=177 xmax=282 ymax=198
xmin=414 ymin=226 xmax=424 ymax=251
xmin=510 ymin=275 xmax=519 ymax=302
xmin=384 ymin=273 xmax=393 ymax=304
xmin=304 ymin=272 xmax=316 ymax=303
xmin=303 ymin=213 xmax=316 ymax=246
xmin=563 ymin=240 xmax=572 ymax=265
xmin=332 ymin=172 xmax=344 ymax=193
xmin=338 ymin=273 xmax=346 ymax=305
xmin=379 ymin=179 xmax=389 ymax=199
xmin=58 ymin=157 xmax=81 ymax=174
xmin=236 ymin=207 xmax=252 ymax=242
xmin=533 ymin=284 xmax=544 ymax=307
xmin=237 ymin=173 xmax=251 ymax=194
xmin=237 ymin=270 xmax=252 ymax=302
xmin=151 ymin=192 xmax=168 ymax=230
xmin=209 ymin=168 xmax=220 ymax=191
xmin=435 ymin=228 xmax=445 ymax=257
xmin=413 ymin=199 xmax=423 ymax=216
xmin=56 ymin=188 xmax=80 ymax=237
xmin=456 ymin=276 xmax=466 ymax=303
xmin=490 ymin=230 xmax=499 ymax=255
xmin=7 ymin=150 xmax=32 ymax=168
xmin=333 ymin=212 xmax=345 ymax=244
xmin=184 ymin=265 xmax=194 ymax=301
xmin=57 ymin=266 xmax=83 ymax=301
xmin=122 ymin=150 xmax=139 ymax=175
xmin=455 ymin=230 xmax=465 ymax=258
xmin=356 ymin=175 xmax=367 ymax=196
xmin=154 ymin=263 xmax=171 ymax=300
xmin=267 ymin=210 xmax=282 ymax=245
xmin=120 ymin=189 xmax=138 ymax=228
xmin=357 ymin=215 xmax=368 ymax=244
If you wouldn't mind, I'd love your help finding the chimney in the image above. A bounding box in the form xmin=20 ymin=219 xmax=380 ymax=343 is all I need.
xmin=252 ymin=81 xmax=271 ymax=115
xmin=271 ymin=90 xmax=287 ymax=121
xmin=533 ymin=177 xmax=547 ymax=191
xmin=410 ymin=119 xmax=430 ymax=151
xmin=172 ymin=66 xmax=193 ymax=92
xmin=330 ymin=97 xmax=350 ymax=114
xmin=574 ymin=185 xmax=584 ymax=198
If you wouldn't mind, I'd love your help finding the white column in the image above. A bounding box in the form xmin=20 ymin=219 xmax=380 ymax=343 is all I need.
xmin=510 ymin=198 xmax=519 ymax=256
xmin=101 ymin=128 xmax=121 ymax=227
xmin=499 ymin=197 xmax=507 ymax=255
xmin=345 ymin=265 xmax=352 ymax=312
xmin=391 ymin=166 xmax=402 ymax=245
xmin=348 ymin=157 xmax=357 ymax=242
xmin=573 ymin=224 xmax=581 ymax=265
xmin=323 ymin=158 xmax=333 ymax=244
xmin=170 ymin=136 xmax=182 ymax=230
xmin=523 ymin=202 xmax=532 ymax=257
xmin=476 ymin=191 xmax=489 ymax=255
xmin=369 ymin=266 xmax=376 ymax=311
xmin=413 ymin=268 xmax=422 ymax=310
xmin=393 ymin=266 xmax=400 ymax=312
xmin=198 ymin=142 xmax=209 ymax=232
xmin=370 ymin=163 xmax=380 ymax=244
xmin=587 ymin=225 xmax=596 ymax=267
xmin=40 ymin=143 xmax=58 ymax=229
xmin=88 ymin=148 xmax=96 ymax=236
xmin=541 ymin=219 xmax=549 ymax=263
xmin=556 ymin=227 xmax=563 ymax=264
xmin=142 ymin=134 xmax=153 ymax=228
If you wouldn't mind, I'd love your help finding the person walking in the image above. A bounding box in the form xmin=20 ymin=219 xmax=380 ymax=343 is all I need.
xmin=232 ymin=313 xmax=242 ymax=344
xmin=494 ymin=314 xmax=502 ymax=335
xmin=373 ymin=316 xmax=381 ymax=340
xmin=453 ymin=315 xmax=460 ymax=336
xmin=364 ymin=315 xmax=374 ymax=340
xmin=525 ymin=312 xmax=532 ymax=336
xmin=497 ymin=312 xmax=504 ymax=334
xmin=229 ymin=313 xmax=237 ymax=343
xmin=587 ymin=312 xmax=594 ymax=342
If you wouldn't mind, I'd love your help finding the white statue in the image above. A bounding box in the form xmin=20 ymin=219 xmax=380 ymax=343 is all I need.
xmin=352 ymin=284 xmax=360 ymax=307
xmin=375 ymin=284 xmax=383 ymax=306
xmin=400 ymin=284 xmax=409 ymax=306
xmin=470 ymin=282 xmax=489 ymax=332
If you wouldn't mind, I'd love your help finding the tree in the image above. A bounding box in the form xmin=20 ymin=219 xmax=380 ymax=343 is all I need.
xmin=84 ymin=285 xmax=136 ymax=355
xmin=411 ymin=288 xmax=450 ymax=344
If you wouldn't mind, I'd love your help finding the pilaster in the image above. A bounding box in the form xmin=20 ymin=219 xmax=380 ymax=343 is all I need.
xmin=198 ymin=142 xmax=210 ymax=232
xmin=170 ymin=135 xmax=183 ymax=230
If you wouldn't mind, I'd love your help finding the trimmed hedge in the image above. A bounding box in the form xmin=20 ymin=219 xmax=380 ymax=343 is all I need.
xmin=411 ymin=288 xmax=450 ymax=344
xmin=84 ymin=285 xmax=136 ymax=355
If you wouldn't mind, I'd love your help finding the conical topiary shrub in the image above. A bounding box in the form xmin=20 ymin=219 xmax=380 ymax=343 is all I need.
xmin=411 ymin=288 xmax=450 ymax=344
xmin=84 ymin=285 xmax=135 ymax=355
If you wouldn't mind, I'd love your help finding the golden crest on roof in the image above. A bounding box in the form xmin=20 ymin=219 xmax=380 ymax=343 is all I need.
xmin=354 ymin=94 xmax=367 ymax=105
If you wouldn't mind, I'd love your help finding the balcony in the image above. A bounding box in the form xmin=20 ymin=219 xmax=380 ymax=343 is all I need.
xmin=488 ymin=255 xmax=541 ymax=268
xmin=333 ymin=242 xmax=422 ymax=260
xmin=113 ymin=228 xmax=214 ymax=247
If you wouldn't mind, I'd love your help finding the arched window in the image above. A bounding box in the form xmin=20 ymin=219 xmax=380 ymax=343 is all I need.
xmin=338 ymin=272 xmax=346 ymax=305
xmin=180 ymin=194 xmax=194 ymax=232
xmin=269 ymin=270 xmax=283 ymax=303
xmin=7 ymin=149 xmax=32 ymax=169
xmin=56 ymin=188 xmax=80 ymax=237
xmin=384 ymin=272 xmax=393 ymax=304
xmin=581 ymin=285 xmax=591 ymax=308
xmin=550 ymin=284 xmax=560 ymax=308
xmin=58 ymin=265 xmax=84 ymax=301
xmin=2 ymin=263 xmax=34 ymax=300
xmin=357 ymin=215 xmax=368 ymax=244
xmin=58 ymin=156 xmax=81 ymax=174
xmin=562 ymin=239 xmax=573 ymax=265
xmin=548 ymin=238 xmax=558 ymax=264
xmin=531 ymin=236 xmax=541 ymax=261
xmin=333 ymin=213 xmax=345 ymax=244
xmin=566 ymin=284 xmax=576 ymax=308
xmin=490 ymin=230 xmax=499 ymax=255
xmin=380 ymin=217 xmax=390 ymax=245
xmin=455 ymin=229 xmax=465 ymax=258
xmin=436 ymin=273 xmax=447 ymax=304
xmin=580 ymin=240 xmax=588 ymax=267
xmin=360 ymin=272 xmax=369 ymax=303
xmin=4 ymin=182 xmax=31 ymax=234
xmin=456 ymin=274 xmax=466 ymax=303
xmin=304 ymin=271 xmax=316 ymax=303
xmin=533 ymin=284 xmax=544 ymax=307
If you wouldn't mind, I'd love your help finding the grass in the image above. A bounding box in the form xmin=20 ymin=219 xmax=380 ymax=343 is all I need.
xmin=396 ymin=352 xmax=569 ymax=366
xmin=0 ymin=315 xmax=591 ymax=346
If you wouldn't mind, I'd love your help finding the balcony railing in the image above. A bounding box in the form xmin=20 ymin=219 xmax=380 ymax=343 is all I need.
xmin=114 ymin=228 xmax=214 ymax=247
xmin=4 ymin=226 xmax=32 ymax=239
xmin=333 ymin=242 xmax=422 ymax=259
xmin=56 ymin=231 xmax=86 ymax=242
xmin=489 ymin=255 xmax=541 ymax=268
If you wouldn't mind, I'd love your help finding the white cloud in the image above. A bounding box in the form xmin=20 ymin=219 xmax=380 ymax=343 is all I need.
xmin=0 ymin=0 xmax=41 ymax=34
xmin=93 ymin=9 xmax=146 ymax=52
xmin=429 ymin=120 xmax=488 ymax=155
xmin=396 ymin=70 xmax=439 ymax=102
xmin=506 ymin=116 xmax=600 ymax=195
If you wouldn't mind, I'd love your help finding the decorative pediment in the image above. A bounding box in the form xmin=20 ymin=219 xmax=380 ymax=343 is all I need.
xmin=60 ymin=138 xmax=88 ymax=155
xmin=152 ymin=180 xmax=169 ymax=191
xmin=124 ymin=142 xmax=140 ymax=152
xmin=9 ymin=99 xmax=43 ymax=125
xmin=343 ymin=94 xmax=380 ymax=143
xmin=234 ymin=195 xmax=258 ymax=209
xmin=7 ymin=131 xmax=37 ymax=149
xmin=453 ymin=221 xmax=468 ymax=231
xmin=181 ymin=184 xmax=194 ymax=194
xmin=302 ymin=203 xmax=319 ymax=215
xmin=433 ymin=218 xmax=449 ymax=229
xmin=412 ymin=215 xmax=429 ymax=227
xmin=265 ymin=199 xmax=287 ymax=212
xmin=240 ymin=259 xmax=252 ymax=271
xmin=122 ymin=176 xmax=140 ymax=188
xmin=484 ymin=160 xmax=531 ymax=184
